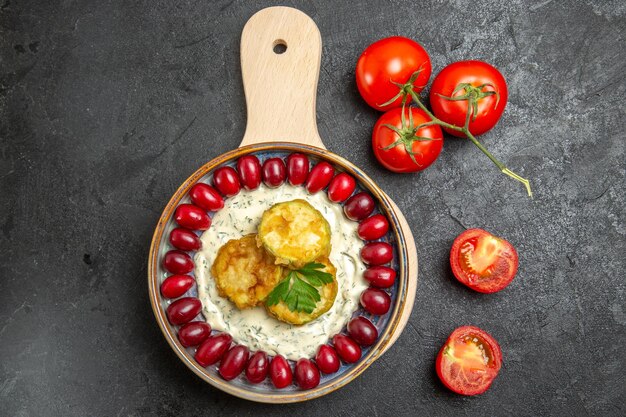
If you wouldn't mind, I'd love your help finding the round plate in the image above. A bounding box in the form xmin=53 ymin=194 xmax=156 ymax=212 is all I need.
xmin=148 ymin=143 xmax=409 ymax=403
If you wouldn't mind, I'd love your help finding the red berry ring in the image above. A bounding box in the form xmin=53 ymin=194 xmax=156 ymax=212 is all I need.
xmin=157 ymin=151 xmax=398 ymax=391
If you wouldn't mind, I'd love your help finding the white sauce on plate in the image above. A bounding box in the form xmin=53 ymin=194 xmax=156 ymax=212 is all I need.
xmin=194 ymin=184 xmax=367 ymax=360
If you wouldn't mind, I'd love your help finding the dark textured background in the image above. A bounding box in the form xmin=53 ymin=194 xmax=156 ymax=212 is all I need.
xmin=1 ymin=0 xmax=625 ymax=415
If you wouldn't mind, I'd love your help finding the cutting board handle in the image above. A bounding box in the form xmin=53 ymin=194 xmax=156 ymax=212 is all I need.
xmin=239 ymin=7 xmax=326 ymax=149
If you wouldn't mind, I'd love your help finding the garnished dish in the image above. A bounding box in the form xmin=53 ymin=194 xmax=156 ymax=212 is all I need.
xmin=156 ymin=151 xmax=399 ymax=392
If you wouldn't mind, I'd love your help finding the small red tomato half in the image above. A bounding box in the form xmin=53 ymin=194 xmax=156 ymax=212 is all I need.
xmin=429 ymin=60 xmax=508 ymax=137
xmin=236 ymin=155 xmax=262 ymax=190
xmin=219 ymin=345 xmax=249 ymax=381
xmin=269 ymin=355 xmax=293 ymax=389
xmin=189 ymin=183 xmax=224 ymax=211
xmin=358 ymin=214 xmax=389 ymax=240
xmin=295 ymin=359 xmax=320 ymax=390
xmin=344 ymin=192 xmax=375 ymax=221
xmin=174 ymin=204 xmax=211 ymax=230
xmin=262 ymin=158 xmax=287 ymax=188
xmin=332 ymin=334 xmax=361 ymax=363
xmin=436 ymin=325 xmax=503 ymax=396
xmin=372 ymin=107 xmax=443 ymax=173
xmin=213 ymin=166 xmax=241 ymax=197
xmin=306 ymin=161 xmax=334 ymax=193
xmin=356 ymin=36 xmax=432 ymax=111
xmin=245 ymin=351 xmax=269 ymax=384
xmin=347 ymin=317 xmax=378 ymax=346
xmin=360 ymin=242 xmax=393 ymax=265
xmin=327 ymin=173 xmax=356 ymax=203
xmin=177 ymin=322 xmax=211 ymax=347
xmin=160 ymin=274 xmax=194 ymax=298
xmin=315 ymin=345 xmax=340 ymax=374
xmin=286 ymin=153 xmax=310 ymax=186
xmin=195 ymin=333 xmax=232 ymax=367
xmin=163 ymin=250 xmax=194 ymax=274
xmin=166 ymin=297 xmax=202 ymax=325
xmin=360 ymin=288 xmax=391 ymax=315
xmin=363 ymin=266 xmax=396 ymax=288
xmin=169 ymin=227 xmax=201 ymax=251
xmin=450 ymin=228 xmax=518 ymax=293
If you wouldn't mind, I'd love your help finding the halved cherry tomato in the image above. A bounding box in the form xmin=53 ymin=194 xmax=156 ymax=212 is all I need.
xmin=213 ymin=166 xmax=241 ymax=197
xmin=358 ymin=214 xmax=389 ymax=240
xmin=245 ymin=351 xmax=269 ymax=384
xmin=372 ymin=107 xmax=443 ymax=173
xmin=195 ymin=333 xmax=232 ymax=367
xmin=436 ymin=325 xmax=502 ymax=396
xmin=169 ymin=227 xmax=201 ymax=251
xmin=363 ymin=266 xmax=396 ymax=288
xmin=360 ymin=288 xmax=391 ymax=315
xmin=315 ymin=345 xmax=340 ymax=374
xmin=163 ymin=250 xmax=194 ymax=274
xmin=166 ymin=297 xmax=201 ymax=325
xmin=306 ymin=161 xmax=334 ymax=193
xmin=160 ymin=274 xmax=194 ymax=298
xmin=295 ymin=359 xmax=320 ymax=389
xmin=327 ymin=173 xmax=356 ymax=203
xmin=219 ymin=345 xmax=249 ymax=381
xmin=286 ymin=153 xmax=310 ymax=186
xmin=429 ymin=61 xmax=508 ymax=137
xmin=174 ymin=204 xmax=211 ymax=230
xmin=177 ymin=322 xmax=211 ymax=347
xmin=189 ymin=183 xmax=224 ymax=211
xmin=360 ymin=242 xmax=392 ymax=265
xmin=347 ymin=317 xmax=378 ymax=346
xmin=332 ymin=334 xmax=361 ymax=363
xmin=236 ymin=155 xmax=262 ymax=190
xmin=356 ymin=36 xmax=432 ymax=111
xmin=344 ymin=192 xmax=375 ymax=221
xmin=269 ymin=355 xmax=293 ymax=388
xmin=262 ymin=158 xmax=286 ymax=188
xmin=450 ymin=228 xmax=518 ymax=293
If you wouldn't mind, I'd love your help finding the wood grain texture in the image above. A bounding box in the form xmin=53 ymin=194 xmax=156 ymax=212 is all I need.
xmin=239 ymin=7 xmax=418 ymax=353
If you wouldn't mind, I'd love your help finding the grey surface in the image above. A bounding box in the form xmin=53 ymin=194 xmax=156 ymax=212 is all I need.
xmin=1 ymin=0 xmax=625 ymax=415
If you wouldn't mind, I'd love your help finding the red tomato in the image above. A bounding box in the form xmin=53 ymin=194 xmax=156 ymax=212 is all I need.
xmin=245 ymin=351 xmax=269 ymax=384
xmin=160 ymin=274 xmax=195 ymax=298
xmin=236 ymin=155 xmax=262 ymax=190
xmin=219 ymin=345 xmax=249 ymax=381
xmin=295 ymin=359 xmax=320 ymax=389
xmin=332 ymin=334 xmax=361 ymax=363
xmin=269 ymin=355 xmax=293 ymax=388
xmin=177 ymin=322 xmax=211 ymax=347
xmin=262 ymin=158 xmax=287 ymax=188
xmin=360 ymin=288 xmax=391 ymax=315
xmin=305 ymin=162 xmax=334 ymax=193
xmin=315 ymin=345 xmax=340 ymax=374
xmin=429 ymin=60 xmax=508 ymax=137
xmin=189 ymin=183 xmax=224 ymax=211
xmin=174 ymin=204 xmax=211 ymax=230
xmin=286 ymin=153 xmax=310 ymax=186
xmin=372 ymin=107 xmax=443 ymax=173
xmin=363 ymin=266 xmax=396 ymax=288
xmin=356 ymin=36 xmax=432 ymax=111
xmin=450 ymin=228 xmax=518 ymax=293
xmin=344 ymin=192 xmax=375 ymax=221
xmin=169 ymin=228 xmax=201 ymax=251
xmin=360 ymin=242 xmax=393 ymax=265
xmin=195 ymin=333 xmax=232 ymax=367
xmin=327 ymin=173 xmax=356 ymax=203
xmin=213 ymin=166 xmax=241 ymax=197
xmin=347 ymin=317 xmax=378 ymax=346
xmin=162 ymin=250 xmax=194 ymax=274
xmin=436 ymin=325 xmax=502 ymax=396
xmin=357 ymin=214 xmax=389 ymax=240
xmin=166 ymin=297 xmax=201 ymax=325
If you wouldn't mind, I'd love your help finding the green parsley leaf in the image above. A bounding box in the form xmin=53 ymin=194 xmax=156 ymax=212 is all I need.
xmin=265 ymin=262 xmax=334 ymax=314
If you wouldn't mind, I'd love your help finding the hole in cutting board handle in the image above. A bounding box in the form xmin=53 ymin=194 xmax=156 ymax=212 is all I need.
xmin=273 ymin=39 xmax=287 ymax=54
